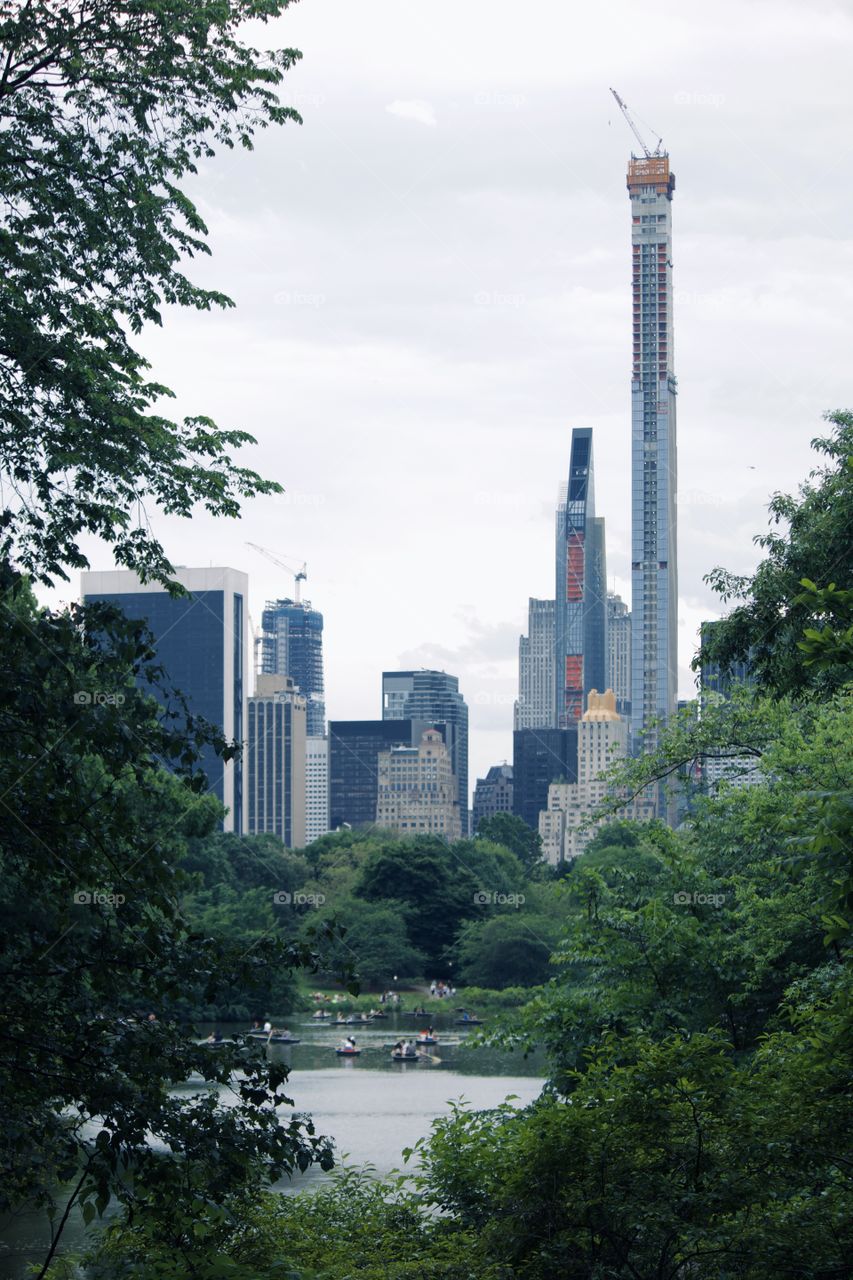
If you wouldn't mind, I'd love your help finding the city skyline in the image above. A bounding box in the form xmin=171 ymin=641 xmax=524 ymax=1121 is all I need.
xmin=44 ymin=0 xmax=853 ymax=794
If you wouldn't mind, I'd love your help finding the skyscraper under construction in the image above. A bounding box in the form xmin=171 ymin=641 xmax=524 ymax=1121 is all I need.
xmin=626 ymin=147 xmax=678 ymax=754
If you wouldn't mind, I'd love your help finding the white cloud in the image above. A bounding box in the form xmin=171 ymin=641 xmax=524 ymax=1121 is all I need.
xmin=385 ymin=98 xmax=437 ymax=127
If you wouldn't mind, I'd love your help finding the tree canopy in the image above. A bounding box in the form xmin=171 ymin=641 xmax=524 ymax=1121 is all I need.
xmin=699 ymin=410 xmax=853 ymax=697
xmin=0 ymin=0 xmax=301 ymax=586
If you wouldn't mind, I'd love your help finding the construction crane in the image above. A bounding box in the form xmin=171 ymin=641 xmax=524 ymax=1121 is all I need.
xmin=246 ymin=542 xmax=308 ymax=604
xmin=609 ymin=88 xmax=664 ymax=158
xmin=247 ymin=611 xmax=264 ymax=680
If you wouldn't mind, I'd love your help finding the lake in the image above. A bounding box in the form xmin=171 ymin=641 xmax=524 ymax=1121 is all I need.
xmin=0 ymin=1009 xmax=545 ymax=1277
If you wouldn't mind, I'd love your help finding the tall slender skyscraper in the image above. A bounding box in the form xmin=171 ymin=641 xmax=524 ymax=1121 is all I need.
xmin=554 ymin=429 xmax=607 ymax=727
xmin=627 ymin=152 xmax=678 ymax=754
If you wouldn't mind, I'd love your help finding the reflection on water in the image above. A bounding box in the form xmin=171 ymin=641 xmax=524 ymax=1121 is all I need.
xmin=0 ymin=1012 xmax=545 ymax=1278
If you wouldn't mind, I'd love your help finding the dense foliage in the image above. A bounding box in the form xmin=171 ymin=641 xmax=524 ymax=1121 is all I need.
xmin=699 ymin=409 xmax=853 ymax=698
xmin=0 ymin=574 xmax=336 ymax=1279
xmin=0 ymin=4 xmax=336 ymax=1276
xmin=0 ymin=0 xmax=302 ymax=587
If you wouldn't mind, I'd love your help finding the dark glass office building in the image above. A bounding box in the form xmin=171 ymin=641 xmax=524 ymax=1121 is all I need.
xmin=81 ymin=567 xmax=248 ymax=832
xmin=555 ymin=429 xmax=607 ymax=728
xmin=381 ymin=670 xmax=469 ymax=825
xmin=512 ymin=726 xmax=578 ymax=831
xmin=472 ymin=764 xmax=514 ymax=833
xmin=260 ymin=598 xmax=325 ymax=736
xmin=329 ymin=719 xmax=415 ymax=830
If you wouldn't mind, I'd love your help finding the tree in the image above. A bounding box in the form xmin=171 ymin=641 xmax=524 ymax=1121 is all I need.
xmin=476 ymin=812 xmax=543 ymax=869
xmin=456 ymin=914 xmax=558 ymax=989
xmin=699 ymin=411 xmax=853 ymax=699
xmin=415 ymin=1003 xmax=852 ymax=1280
xmin=355 ymin=838 xmax=481 ymax=971
xmin=0 ymin=1 xmax=303 ymax=587
xmin=0 ymin=576 xmax=336 ymax=1277
xmin=312 ymin=899 xmax=426 ymax=987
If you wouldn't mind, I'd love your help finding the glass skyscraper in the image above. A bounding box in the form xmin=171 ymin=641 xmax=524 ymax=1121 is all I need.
xmin=381 ymin=670 xmax=469 ymax=822
xmin=512 ymin=726 xmax=578 ymax=832
xmin=554 ymin=429 xmax=607 ymax=728
xmin=328 ymin=719 xmax=415 ymax=831
xmin=260 ymin=598 xmax=325 ymax=736
xmin=81 ymin=566 xmax=249 ymax=832
xmin=627 ymin=153 xmax=678 ymax=755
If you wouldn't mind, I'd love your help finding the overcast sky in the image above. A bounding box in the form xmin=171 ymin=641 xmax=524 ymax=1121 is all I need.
xmin=57 ymin=0 xmax=853 ymax=800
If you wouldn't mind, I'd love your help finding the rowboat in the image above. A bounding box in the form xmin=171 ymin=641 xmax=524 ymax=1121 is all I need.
xmin=246 ymin=1030 xmax=300 ymax=1043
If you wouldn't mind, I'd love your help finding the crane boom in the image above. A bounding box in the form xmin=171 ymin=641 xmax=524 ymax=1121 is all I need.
xmin=246 ymin=542 xmax=308 ymax=604
xmin=609 ymin=87 xmax=663 ymax=158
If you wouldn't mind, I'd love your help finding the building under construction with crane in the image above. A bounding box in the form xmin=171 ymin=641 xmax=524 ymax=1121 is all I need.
xmin=259 ymin=598 xmax=325 ymax=737
xmin=611 ymin=89 xmax=679 ymax=761
xmin=247 ymin=544 xmax=326 ymax=738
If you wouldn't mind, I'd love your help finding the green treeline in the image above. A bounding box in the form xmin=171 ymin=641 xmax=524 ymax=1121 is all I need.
xmin=178 ymin=817 xmax=563 ymax=1011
